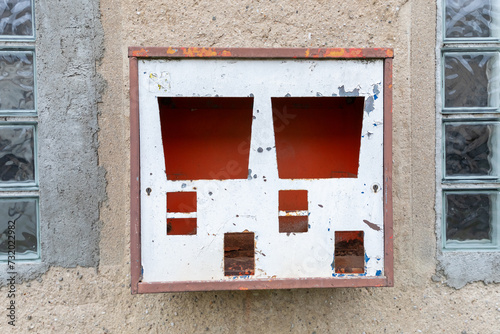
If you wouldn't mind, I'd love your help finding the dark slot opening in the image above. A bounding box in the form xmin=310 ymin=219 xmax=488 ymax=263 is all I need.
xmin=167 ymin=218 xmax=197 ymax=235
xmin=279 ymin=190 xmax=308 ymax=233
xmin=224 ymin=232 xmax=255 ymax=276
xmin=334 ymin=231 xmax=365 ymax=274
xmin=167 ymin=192 xmax=197 ymax=213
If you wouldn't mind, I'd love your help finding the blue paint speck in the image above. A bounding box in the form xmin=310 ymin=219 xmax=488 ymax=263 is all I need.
xmin=328 ymin=228 xmax=330 ymax=232
xmin=365 ymin=254 xmax=370 ymax=263
xmin=376 ymin=270 xmax=382 ymax=276
xmin=374 ymin=94 xmax=378 ymax=100
xmin=373 ymin=123 xmax=378 ymax=127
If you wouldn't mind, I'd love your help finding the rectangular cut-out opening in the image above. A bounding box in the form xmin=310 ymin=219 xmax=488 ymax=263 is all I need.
xmin=224 ymin=232 xmax=255 ymax=276
xmin=279 ymin=190 xmax=308 ymax=233
xmin=167 ymin=218 xmax=197 ymax=235
xmin=279 ymin=216 xmax=308 ymax=233
xmin=335 ymin=231 xmax=365 ymax=274
xmin=158 ymin=97 xmax=253 ymax=180
xmin=272 ymin=97 xmax=364 ymax=179
xmin=167 ymin=192 xmax=197 ymax=213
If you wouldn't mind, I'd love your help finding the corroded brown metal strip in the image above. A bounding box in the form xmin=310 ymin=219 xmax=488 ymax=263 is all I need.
xmin=383 ymin=57 xmax=394 ymax=287
xmin=129 ymin=56 xmax=142 ymax=294
xmin=137 ymin=277 xmax=390 ymax=293
xmin=128 ymin=47 xmax=394 ymax=59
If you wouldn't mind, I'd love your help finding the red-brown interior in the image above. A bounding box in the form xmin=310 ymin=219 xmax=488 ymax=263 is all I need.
xmin=159 ymin=97 xmax=253 ymax=180
xmin=272 ymin=97 xmax=364 ymax=179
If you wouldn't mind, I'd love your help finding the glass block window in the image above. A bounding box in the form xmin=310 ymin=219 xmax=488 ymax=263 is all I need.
xmin=444 ymin=121 xmax=499 ymax=179
xmin=0 ymin=124 xmax=36 ymax=185
xmin=440 ymin=0 xmax=500 ymax=252
xmin=0 ymin=50 xmax=35 ymax=114
xmin=0 ymin=0 xmax=34 ymax=39
xmin=443 ymin=52 xmax=499 ymax=111
xmin=0 ymin=197 xmax=38 ymax=260
xmin=445 ymin=0 xmax=499 ymax=41
xmin=444 ymin=191 xmax=498 ymax=249
xmin=0 ymin=1 xmax=38 ymax=262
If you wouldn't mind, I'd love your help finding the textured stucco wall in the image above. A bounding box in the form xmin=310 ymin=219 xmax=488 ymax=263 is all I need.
xmin=1 ymin=0 xmax=500 ymax=333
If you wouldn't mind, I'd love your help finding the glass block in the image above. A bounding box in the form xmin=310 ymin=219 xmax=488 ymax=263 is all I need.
xmin=0 ymin=125 xmax=35 ymax=184
xmin=0 ymin=0 xmax=34 ymax=37
xmin=445 ymin=191 xmax=495 ymax=246
xmin=0 ymin=198 xmax=38 ymax=260
xmin=445 ymin=0 xmax=498 ymax=39
xmin=0 ymin=51 xmax=35 ymax=111
xmin=444 ymin=52 xmax=499 ymax=109
xmin=444 ymin=122 xmax=498 ymax=178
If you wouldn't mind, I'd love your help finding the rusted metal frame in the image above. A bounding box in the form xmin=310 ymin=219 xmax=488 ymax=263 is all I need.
xmin=129 ymin=48 xmax=395 ymax=292
xmin=128 ymin=47 xmax=394 ymax=59
xmin=383 ymin=58 xmax=394 ymax=287
xmin=137 ymin=277 xmax=389 ymax=293
xmin=129 ymin=56 xmax=142 ymax=294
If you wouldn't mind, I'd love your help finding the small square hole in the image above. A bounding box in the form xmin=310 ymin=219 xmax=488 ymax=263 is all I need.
xmin=334 ymin=231 xmax=365 ymax=274
xmin=224 ymin=232 xmax=255 ymax=276
xmin=279 ymin=216 xmax=308 ymax=233
xmin=167 ymin=192 xmax=197 ymax=213
xmin=279 ymin=190 xmax=308 ymax=211
xmin=167 ymin=218 xmax=197 ymax=235
xmin=279 ymin=190 xmax=308 ymax=233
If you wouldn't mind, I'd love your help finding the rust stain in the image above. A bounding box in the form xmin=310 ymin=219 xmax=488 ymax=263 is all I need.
xmin=221 ymin=50 xmax=232 ymax=57
xmin=181 ymin=47 xmax=218 ymax=57
xmin=363 ymin=219 xmax=381 ymax=231
xmin=386 ymin=49 xmax=394 ymax=57
xmin=324 ymin=48 xmax=346 ymax=57
xmin=239 ymin=287 xmax=249 ymax=290
xmin=348 ymin=49 xmax=362 ymax=57
xmin=132 ymin=48 xmax=148 ymax=57
xmin=305 ymin=49 xmax=310 ymax=57
xmin=166 ymin=47 xmax=177 ymax=54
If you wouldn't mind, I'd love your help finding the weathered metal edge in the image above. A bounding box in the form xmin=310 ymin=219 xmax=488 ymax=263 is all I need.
xmin=129 ymin=56 xmax=141 ymax=294
xmin=128 ymin=47 xmax=394 ymax=59
xmin=383 ymin=58 xmax=394 ymax=287
xmin=137 ymin=277 xmax=390 ymax=293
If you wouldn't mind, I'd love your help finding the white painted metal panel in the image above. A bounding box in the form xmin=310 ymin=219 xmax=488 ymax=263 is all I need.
xmin=138 ymin=58 xmax=385 ymax=282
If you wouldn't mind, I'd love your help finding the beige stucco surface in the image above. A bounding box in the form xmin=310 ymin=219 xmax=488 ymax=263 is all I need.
xmin=2 ymin=0 xmax=500 ymax=332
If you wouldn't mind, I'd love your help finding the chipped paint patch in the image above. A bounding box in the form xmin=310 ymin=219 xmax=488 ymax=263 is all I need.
xmin=364 ymin=95 xmax=375 ymax=114
xmin=363 ymin=219 xmax=381 ymax=231
xmin=166 ymin=47 xmax=178 ymax=54
xmin=148 ymin=72 xmax=171 ymax=92
xmin=132 ymin=48 xmax=148 ymax=57
xmin=338 ymin=85 xmax=359 ymax=96
xmin=181 ymin=47 xmax=218 ymax=57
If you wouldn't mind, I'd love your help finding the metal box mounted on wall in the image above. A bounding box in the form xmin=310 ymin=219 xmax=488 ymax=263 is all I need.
xmin=129 ymin=47 xmax=394 ymax=293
